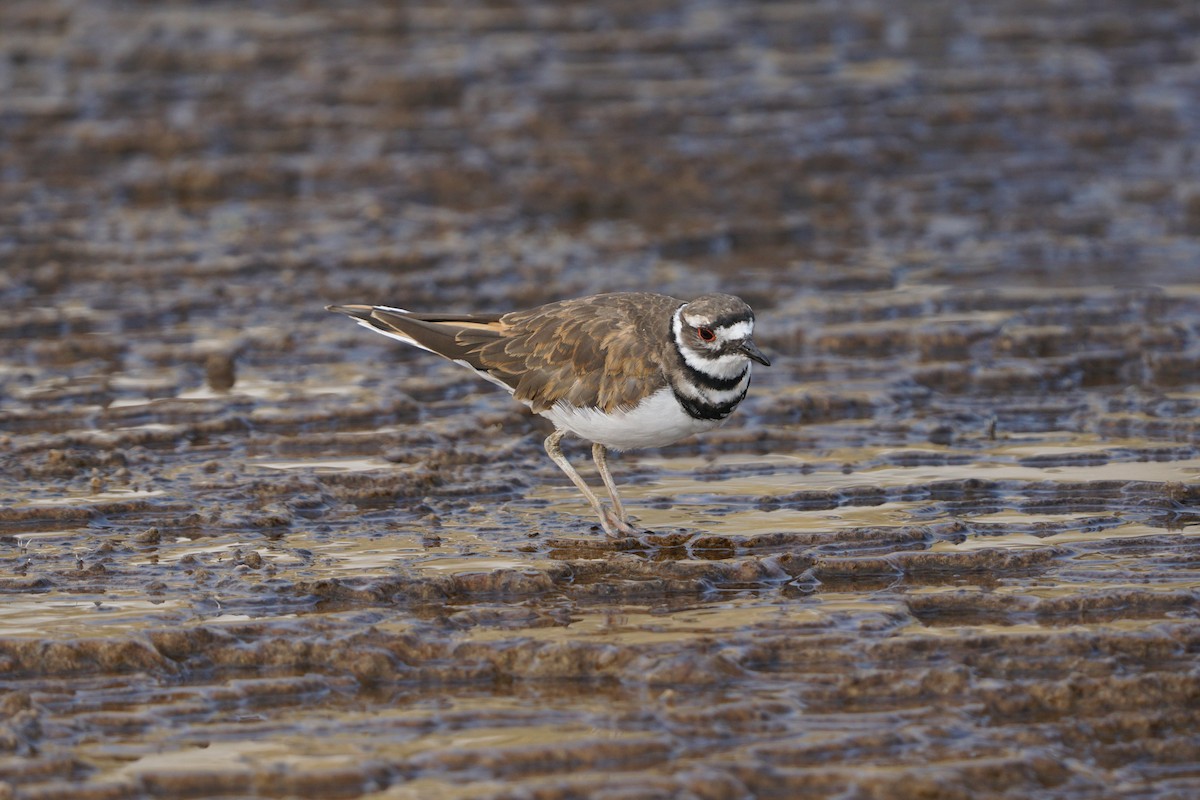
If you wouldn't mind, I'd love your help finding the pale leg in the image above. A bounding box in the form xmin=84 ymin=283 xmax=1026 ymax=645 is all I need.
xmin=591 ymin=443 xmax=629 ymax=525
xmin=544 ymin=431 xmax=638 ymax=536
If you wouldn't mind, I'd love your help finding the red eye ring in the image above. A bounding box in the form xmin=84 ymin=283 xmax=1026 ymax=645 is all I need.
xmin=697 ymin=326 xmax=716 ymax=342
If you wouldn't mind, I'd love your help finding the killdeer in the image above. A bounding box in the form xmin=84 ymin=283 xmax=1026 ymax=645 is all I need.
xmin=327 ymin=292 xmax=769 ymax=537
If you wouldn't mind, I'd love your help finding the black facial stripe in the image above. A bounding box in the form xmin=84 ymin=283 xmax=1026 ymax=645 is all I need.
xmin=711 ymin=312 xmax=753 ymax=330
xmin=684 ymin=314 xmax=754 ymax=333
xmin=672 ymin=382 xmax=748 ymax=421
xmin=680 ymin=302 xmax=752 ymax=327
xmin=681 ymin=359 xmax=747 ymax=392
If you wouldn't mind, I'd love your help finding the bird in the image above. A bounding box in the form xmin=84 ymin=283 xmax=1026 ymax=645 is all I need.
xmin=327 ymin=292 xmax=769 ymax=537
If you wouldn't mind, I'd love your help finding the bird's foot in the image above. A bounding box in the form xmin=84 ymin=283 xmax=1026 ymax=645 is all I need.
xmin=600 ymin=507 xmax=642 ymax=538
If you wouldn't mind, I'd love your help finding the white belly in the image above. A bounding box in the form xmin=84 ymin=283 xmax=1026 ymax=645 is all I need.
xmin=540 ymin=387 xmax=722 ymax=451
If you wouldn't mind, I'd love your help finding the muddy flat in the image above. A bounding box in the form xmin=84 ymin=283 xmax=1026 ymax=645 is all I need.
xmin=1 ymin=1 xmax=1199 ymax=798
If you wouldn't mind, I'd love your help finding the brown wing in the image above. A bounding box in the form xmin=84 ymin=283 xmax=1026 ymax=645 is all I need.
xmin=329 ymin=293 xmax=680 ymax=413
xmin=475 ymin=292 xmax=681 ymax=413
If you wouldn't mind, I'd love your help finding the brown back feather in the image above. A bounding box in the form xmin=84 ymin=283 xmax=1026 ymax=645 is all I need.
xmin=480 ymin=292 xmax=681 ymax=413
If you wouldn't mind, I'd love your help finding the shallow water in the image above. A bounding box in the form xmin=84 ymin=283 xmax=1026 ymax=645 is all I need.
xmin=3 ymin=1 xmax=1200 ymax=798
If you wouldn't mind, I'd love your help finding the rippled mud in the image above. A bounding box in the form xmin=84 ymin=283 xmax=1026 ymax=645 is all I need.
xmin=3 ymin=1 xmax=1200 ymax=798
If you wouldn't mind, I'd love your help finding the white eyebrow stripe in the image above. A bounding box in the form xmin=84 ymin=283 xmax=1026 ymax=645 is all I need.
xmin=717 ymin=320 xmax=753 ymax=340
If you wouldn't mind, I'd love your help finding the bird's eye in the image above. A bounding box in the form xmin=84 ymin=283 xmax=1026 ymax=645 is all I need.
xmin=697 ymin=327 xmax=716 ymax=342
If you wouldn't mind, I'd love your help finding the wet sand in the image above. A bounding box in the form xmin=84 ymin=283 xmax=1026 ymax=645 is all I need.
xmin=2 ymin=1 xmax=1199 ymax=798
